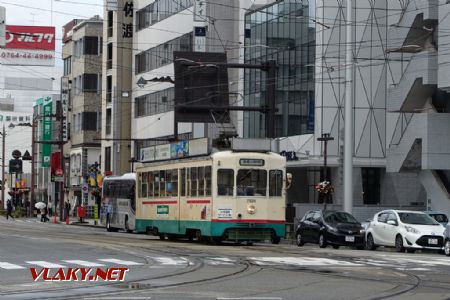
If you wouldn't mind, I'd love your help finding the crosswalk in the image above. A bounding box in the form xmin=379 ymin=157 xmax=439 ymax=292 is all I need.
xmin=1 ymin=255 xmax=448 ymax=272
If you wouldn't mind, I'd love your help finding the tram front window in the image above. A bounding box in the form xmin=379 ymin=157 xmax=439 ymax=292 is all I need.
xmin=217 ymin=169 xmax=234 ymax=196
xmin=237 ymin=169 xmax=267 ymax=196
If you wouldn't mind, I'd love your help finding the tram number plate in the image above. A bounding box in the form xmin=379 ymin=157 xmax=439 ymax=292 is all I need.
xmin=345 ymin=236 xmax=355 ymax=242
xmin=428 ymin=238 xmax=438 ymax=245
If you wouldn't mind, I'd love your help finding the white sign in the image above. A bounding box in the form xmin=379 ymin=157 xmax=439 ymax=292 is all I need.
xmin=194 ymin=0 xmax=206 ymax=21
xmin=0 ymin=49 xmax=55 ymax=66
xmin=217 ymin=208 xmax=232 ymax=219
xmin=154 ymin=144 xmax=171 ymax=161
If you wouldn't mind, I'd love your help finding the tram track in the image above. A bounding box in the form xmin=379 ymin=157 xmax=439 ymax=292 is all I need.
xmin=2 ymin=221 xmax=450 ymax=299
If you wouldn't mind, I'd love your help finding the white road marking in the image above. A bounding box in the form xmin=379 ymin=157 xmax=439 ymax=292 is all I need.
xmin=217 ymin=298 xmax=282 ymax=300
xmin=63 ymin=260 xmax=105 ymax=267
xmin=0 ymin=262 xmax=25 ymax=270
xmin=98 ymin=258 xmax=142 ymax=266
xmin=249 ymin=257 xmax=362 ymax=266
xmin=152 ymin=257 xmax=189 ymax=265
xmin=206 ymin=257 xmax=236 ymax=265
xmin=25 ymin=261 xmax=65 ymax=268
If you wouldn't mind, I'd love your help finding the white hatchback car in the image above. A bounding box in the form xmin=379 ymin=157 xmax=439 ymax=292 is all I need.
xmin=366 ymin=210 xmax=445 ymax=252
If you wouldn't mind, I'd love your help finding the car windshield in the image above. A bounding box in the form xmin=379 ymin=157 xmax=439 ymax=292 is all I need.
xmin=324 ymin=211 xmax=359 ymax=224
xmin=430 ymin=214 xmax=448 ymax=223
xmin=398 ymin=213 xmax=440 ymax=225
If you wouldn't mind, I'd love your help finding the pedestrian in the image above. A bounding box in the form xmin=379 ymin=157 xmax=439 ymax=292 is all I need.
xmin=6 ymin=199 xmax=14 ymax=220
xmin=40 ymin=207 xmax=49 ymax=222
xmin=64 ymin=200 xmax=71 ymax=221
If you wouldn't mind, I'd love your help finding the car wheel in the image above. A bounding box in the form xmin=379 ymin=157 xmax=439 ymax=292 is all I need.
xmin=124 ymin=217 xmax=133 ymax=233
xmin=319 ymin=233 xmax=327 ymax=248
xmin=332 ymin=245 xmax=340 ymax=249
xmin=296 ymin=232 xmax=304 ymax=247
xmin=395 ymin=235 xmax=405 ymax=252
xmin=445 ymin=240 xmax=450 ymax=257
xmin=366 ymin=234 xmax=377 ymax=251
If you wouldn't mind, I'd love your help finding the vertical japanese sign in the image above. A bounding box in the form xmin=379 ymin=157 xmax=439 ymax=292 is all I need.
xmin=61 ymin=77 xmax=69 ymax=142
xmin=122 ymin=1 xmax=133 ymax=38
xmin=194 ymin=0 xmax=206 ymax=52
xmin=42 ymin=96 xmax=52 ymax=168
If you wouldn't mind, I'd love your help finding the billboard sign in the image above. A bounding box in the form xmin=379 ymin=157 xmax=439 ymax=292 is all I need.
xmin=5 ymin=25 xmax=55 ymax=50
xmin=174 ymin=51 xmax=230 ymax=123
xmin=0 ymin=25 xmax=55 ymax=66
xmin=41 ymin=97 xmax=52 ymax=168
xmin=139 ymin=138 xmax=209 ymax=162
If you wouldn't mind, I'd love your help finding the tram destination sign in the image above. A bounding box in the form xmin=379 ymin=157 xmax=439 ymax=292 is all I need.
xmin=239 ymin=159 xmax=265 ymax=167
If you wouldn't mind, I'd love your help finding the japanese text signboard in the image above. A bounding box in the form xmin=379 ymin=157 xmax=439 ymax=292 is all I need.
xmin=41 ymin=97 xmax=52 ymax=168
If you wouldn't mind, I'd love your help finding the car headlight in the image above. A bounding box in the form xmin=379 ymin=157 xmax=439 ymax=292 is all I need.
xmin=359 ymin=229 xmax=365 ymax=234
xmin=327 ymin=225 xmax=338 ymax=233
xmin=405 ymin=226 xmax=420 ymax=234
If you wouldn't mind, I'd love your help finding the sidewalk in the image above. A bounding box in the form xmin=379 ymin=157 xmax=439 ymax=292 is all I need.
xmin=22 ymin=215 xmax=104 ymax=228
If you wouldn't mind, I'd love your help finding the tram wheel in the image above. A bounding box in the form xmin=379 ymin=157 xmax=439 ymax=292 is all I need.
xmin=271 ymin=236 xmax=281 ymax=244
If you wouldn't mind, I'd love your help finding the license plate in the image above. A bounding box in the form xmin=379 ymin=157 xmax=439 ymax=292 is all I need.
xmin=428 ymin=238 xmax=438 ymax=245
xmin=345 ymin=236 xmax=355 ymax=242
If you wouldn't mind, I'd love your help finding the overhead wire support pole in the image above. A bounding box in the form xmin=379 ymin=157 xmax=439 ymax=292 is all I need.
xmin=1 ymin=124 xmax=4 ymax=209
xmin=344 ymin=0 xmax=354 ymax=214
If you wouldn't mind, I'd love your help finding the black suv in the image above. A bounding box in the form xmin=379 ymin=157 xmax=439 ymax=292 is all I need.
xmin=296 ymin=210 xmax=365 ymax=249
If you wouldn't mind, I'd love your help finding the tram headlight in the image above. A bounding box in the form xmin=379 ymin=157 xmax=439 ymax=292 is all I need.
xmin=247 ymin=204 xmax=256 ymax=215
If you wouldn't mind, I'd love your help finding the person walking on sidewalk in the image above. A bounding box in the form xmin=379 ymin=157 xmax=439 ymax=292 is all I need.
xmin=6 ymin=199 xmax=14 ymax=220
xmin=64 ymin=200 xmax=71 ymax=221
xmin=40 ymin=207 xmax=49 ymax=222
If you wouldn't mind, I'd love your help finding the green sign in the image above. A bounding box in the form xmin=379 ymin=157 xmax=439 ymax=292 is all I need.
xmin=41 ymin=97 xmax=52 ymax=168
xmin=93 ymin=204 xmax=99 ymax=220
xmin=157 ymin=205 xmax=169 ymax=215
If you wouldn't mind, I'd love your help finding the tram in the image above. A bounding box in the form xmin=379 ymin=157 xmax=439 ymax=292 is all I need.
xmin=135 ymin=146 xmax=287 ymax=244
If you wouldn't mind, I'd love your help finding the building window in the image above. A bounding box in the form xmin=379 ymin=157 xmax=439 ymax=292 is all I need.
xmin=82 ymin=112 xmax=98 ymax=131
xmin=84 ymin=36 xmax=100 ymax=55
xmin=243 ymin=0 xmax=315 ymax=138
xmin=135 ymin=32 xmax=193 ymax=74
xmin=106 ymin=108 xmax=112 ymax=135
xmin=82 ymin=74 xmax=100 ymax=93
xmin=107 ymin=10 xmax=113 ymax=37
xmin=136 ymin=0 xmax=194 ymax=31
xmin=104 ymin=147 xmax=111 ymax=172
xmin=362 ymin=168 xmax=381 ymax=205
xmin=63 ymin=56 xmax=72 ymax=75
xmin=107 ymin=43 xmax=113 ymax=70
xmin=135 ymin=87 xmax=174 ymax=117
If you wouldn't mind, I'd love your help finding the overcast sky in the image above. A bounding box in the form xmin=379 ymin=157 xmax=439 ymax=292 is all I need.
xmin=0 ymin=0 xmax=103 ymax=62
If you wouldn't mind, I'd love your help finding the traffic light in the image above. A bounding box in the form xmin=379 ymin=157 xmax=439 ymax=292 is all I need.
xmin=9 ymin=159 xmax=22 ymax=173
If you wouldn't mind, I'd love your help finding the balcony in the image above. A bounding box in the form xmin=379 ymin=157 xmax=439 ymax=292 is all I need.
xmin=387 ymin=51 xmax=437 ymax=112
xmin=387 ymin=0 xmax=438 ymax=52
xmin=387 ymin=113 xmax=450 ymax=172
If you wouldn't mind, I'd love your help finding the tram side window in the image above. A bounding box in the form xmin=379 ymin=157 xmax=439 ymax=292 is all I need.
xmin=269 ymin=170 xmax=283 ymax=197
xmin=160 ymin=170 xmax=166 ymax=197
xmin=166 ymin=169 xmax=178 ymax=197
xmin=190 ymin=167 xmax=198 ymax=197
xmin=147 ymin=171 xmax=154 ymax=197
xmin=237 ymin=169 xmax=267 ymax=196
xmin=154 ymin=171 xmax=160 ymax=197
xmin=198 ymin=167 xmax=205 ymax=197
xmin=141 ymin=172 xmax=148 ymax=198
xmin=205 ymin=166 xmax=211 ymax=196
xmin=181 ymin=168 xmax=186 ymax=196
xmin=217 ymin=169 xmax=234 ymax=196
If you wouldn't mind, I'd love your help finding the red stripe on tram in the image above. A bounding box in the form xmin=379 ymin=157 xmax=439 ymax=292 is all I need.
xmin=211 ymin=219 xmax=285 ymax=224
xmin=142 ymin=201 xmax=178 ymax=205
xmin=186 ymin=200 xmax=211 ymax=204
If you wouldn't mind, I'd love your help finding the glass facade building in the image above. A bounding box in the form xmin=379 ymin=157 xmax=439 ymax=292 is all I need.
xmin=244 ymin=0 xmax=315 ymax=138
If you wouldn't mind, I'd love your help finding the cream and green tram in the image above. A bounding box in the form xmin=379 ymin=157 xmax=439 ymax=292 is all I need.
xmin=135 ymin=151 xmax=286 ymax=243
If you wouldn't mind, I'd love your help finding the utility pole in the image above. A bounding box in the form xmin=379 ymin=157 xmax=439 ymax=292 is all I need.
xmin=317 ymin=133 xmax=334 ymax=205
xmin=58 ymin=100 xmax=65 ymax=222
xmin=344 ymin=0 xmax=354 ymax=213
xmin=1 ymin=124 xmax=5 ymax=209
xmin=30 ymin=120 xmax=35 ymax=217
